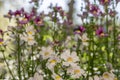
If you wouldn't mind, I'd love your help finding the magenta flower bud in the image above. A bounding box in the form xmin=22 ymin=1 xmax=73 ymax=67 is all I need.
xmin=54 ymin=6 xmax=62 ymax=12
xmin=0 ymin=29 xmax=3 ymax=35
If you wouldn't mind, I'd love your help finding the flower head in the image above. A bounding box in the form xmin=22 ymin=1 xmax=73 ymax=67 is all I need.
xmin=0 ymin=38 xmax=3 ymax=45
xmin=34 ymin=16 xmax=43 ymax=26
xmin=61 ymin=50 xmax=79 ymax=66
xmin=67 ymin=64 xmax=85 ymax=78
xmin=102 ymin=72 xmax=114 ymax=80
xmin=99 ymin=0 xmax=110 ymax=5
xmin=74 ymin=26 xmax=85 ymax=35
xmin=89 ymin=4 xmax=100 ymax=16
xmin=40 ymin=46 xmax=54 ymax=59
xmin=52 ymin=73 xmax=63 ymax=80
xmin=96 ymin=27 xmax=108 ymax=37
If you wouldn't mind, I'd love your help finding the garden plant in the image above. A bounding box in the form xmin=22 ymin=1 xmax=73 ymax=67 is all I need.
xmin=0 ymin=0 xmax=120 ymax=80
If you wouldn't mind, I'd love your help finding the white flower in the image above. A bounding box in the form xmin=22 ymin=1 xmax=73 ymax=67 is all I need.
xmin=25 ymin=26 xmax=35 ymax=35
xmin=102 ymin=72 xmax=114 ymax=80
xmin=40 ymin=46 xmax=54 ymax=59
xmin=20 ymin=34 xmax=36 ymax=46
xmin=61 ymin=49 xmax=79 ymax=66
xmin=74 ymin=33 xmax=89 ymax=46
xmin=28 ymin=72 xmax=43 ymax=80
xmin=67 ymin=63 xmax=85 ymax=79
xmin=46 ymin=54 xmax=60 ymax=71
xmin=80 ymin=33 xmax=89 ymax=46
xmin=52 ymin=73 xmax=63 ymax=80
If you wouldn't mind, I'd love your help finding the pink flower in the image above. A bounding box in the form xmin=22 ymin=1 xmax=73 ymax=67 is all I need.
xmin=96 ymin=27 xmax=108 ymax=37
xmin=89 ymin=4 xmax=101 ymax=16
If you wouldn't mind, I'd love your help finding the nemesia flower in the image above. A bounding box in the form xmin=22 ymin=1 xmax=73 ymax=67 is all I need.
xmin=0 ymin=38 xmax=3 ymax=45
xmin=4 ymin=10 xmax=13 ymax=19
xmin=75 ymin=33 xmax=89 ymax=46
xmin=54 ymin=6 xmax=62 ymax=12
xmin=74 ymin=26 xmax=85 ymax=35
xmin=67 ymin=64 xmax=85 ymax=78
xmin=99 ymin=0 xmax=110 ymax=5
xmin=61 ymin=49 xmax=79 ymax=66
xmin=13 ymin=10 xmax=22 ymax=17
xmin=25 ymin=26 xmax=35 ymax=35
xmin=96 ymin=27 xmax=108 ymax=37
xmin=89 ymin=4 xmax=100 ymax=16
xmin=19 ymin=13 xmax=31 ymax=24
xmin=109 ymin=10 xmax=116 ymax=17
xmin=52 ymin=73 xmax=63 ymax=80
xmin=20 ymin=34 xmax=36 ymax=46
xmin=34 ymin=16 xmax=43 ymax=26
xmin=40 ymin=46 xmax=54 ymax=59
xmin=28 ymin=72 xmax=43 ymax=80
xmin=102 ymin=72 xmax=114 ymax=80
xmin=46 ymin=54 xmax=60 ymax=70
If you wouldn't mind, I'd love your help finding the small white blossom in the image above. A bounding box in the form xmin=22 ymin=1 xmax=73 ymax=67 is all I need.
xmin=46 ymin=54 xmax=60 ymax=71
xmin=52 ymin=73 xmax=63 ymax=80
xmin=40 ymin=46 xmax=54 ymax=59
xmin=61 ymin=49 xmax=79 ymax=66
xmin=102 ymin=72 xmax=115 ymax=80
xmin=67 ymin=63 xmax=85 ymax=79
xmin=28 ymin=72 xmax=43 ymax=80
xmin=20 ymin=34 xmax=36 ymax=46
xmin=25 ymin=26 xmax=35 ymax=35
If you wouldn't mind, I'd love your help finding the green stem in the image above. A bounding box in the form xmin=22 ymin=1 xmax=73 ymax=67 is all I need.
xmin=2 ymin=51 xmax=15 ymax=80
xmin=31 ymin=46 xmax=34 ymax=77
xmin=17 ymin=35 xmax=21 ymax=80
xmin=105 ymin=6 xmax=109 ymax=62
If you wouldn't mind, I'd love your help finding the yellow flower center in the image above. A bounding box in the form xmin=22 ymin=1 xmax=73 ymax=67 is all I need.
xmin=28 ymin=31 xmax=33 ymax=35
xmin=22 ymin=18 xmax=28 ymax=22
xmin=93 ymin=10 xmax=97 ymax=15
xmin=114 ymin=78 xmax=118 ymax=80
xmin=55 ymin=75 xmax=61 ymax=80
xmin=28 ymin=38 xmax=33 ymax=41
xmin=44 ymin=52 xmax=49 ymax=56
xmin=74 ymin=69 xmax=80 ymax=74
xmin=38 ymin=20 xmax=42 ymax=24
xmin=100 ymin=33 xmax=105 ymax=37
xmin=103 ymin=74 xmax=109 ymax=78
xmin=0 ymin=41 xmax=3 ymax=45
xmin=67 ymin=57 xmax=73 ymax=62
xmin=105 ymin=0 xmax=108 ymax=3
xmin=76 ymin=30 xmax=81 ymax=33
xmin=50 ymin=59 xmax=56 ymax=64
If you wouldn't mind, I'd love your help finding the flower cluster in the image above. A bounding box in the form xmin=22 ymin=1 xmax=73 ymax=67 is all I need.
xmin=0 ymin=0 xmax=120 ymax=80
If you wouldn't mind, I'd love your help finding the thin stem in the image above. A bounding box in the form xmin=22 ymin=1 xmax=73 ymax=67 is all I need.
xmin=2 ymin=51 xmax=15 ymax=80
xmin=31 ymin=46 xmax=34 ymax=77
xmin=17 ymin=35 xmax=22 ymax=80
